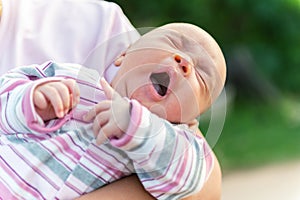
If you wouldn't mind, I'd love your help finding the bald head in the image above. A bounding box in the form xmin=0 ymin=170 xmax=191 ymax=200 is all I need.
xmin=157 ymin=23 xmax=227 ymax=111
xmin=121 ymin=22 xmax=227 ymax=119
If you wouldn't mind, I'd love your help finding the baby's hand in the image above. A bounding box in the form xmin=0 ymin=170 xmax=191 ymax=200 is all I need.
xmin=83 ymin=78 xmax=131 ymax=145
xmin=33 ymin=79 xmax=80 ymax=121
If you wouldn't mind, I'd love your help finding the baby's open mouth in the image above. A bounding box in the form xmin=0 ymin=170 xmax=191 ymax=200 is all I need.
xmin=150 ymin=72 xmax=170 ymax=96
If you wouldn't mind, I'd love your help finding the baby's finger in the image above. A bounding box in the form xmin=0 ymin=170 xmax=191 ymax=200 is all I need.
xmin=100 ymin=77 xmax=118 ymax=100
xmin=96 ymin=122 xmax=123 ymax=145
xmin=38 ymin=85 xmax=64 ymax=118
xmin=49 ymin=82 xmax=71 ymax=114
xmin=92 ymin=110 xmax=110 ymax=137
xmin=96 ymin=129 xmax=109 ymax=145
xmin=61 ymin=79 xmax=80 ymax=107
xmin=83 ymin=101 xmax=111 ymax=122
xmin=33 ymin=90 xmax=48 ymax=109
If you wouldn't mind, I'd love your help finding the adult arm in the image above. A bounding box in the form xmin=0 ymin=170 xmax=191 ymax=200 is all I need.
xmin=77 ymin=175 xmax=155 ymax=200
xmin=77 ymin=150 xmax=221 ymax=200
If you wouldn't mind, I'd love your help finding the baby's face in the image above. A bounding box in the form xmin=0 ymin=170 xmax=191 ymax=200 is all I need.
xmin=111 ymin=23 xmax=226 ymax=124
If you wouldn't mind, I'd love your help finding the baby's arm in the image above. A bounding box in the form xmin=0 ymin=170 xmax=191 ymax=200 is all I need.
xmin=84 ymin=79 xmax=214 ymax=199
xmin=0 ymin=62 xmax=81 ymax=134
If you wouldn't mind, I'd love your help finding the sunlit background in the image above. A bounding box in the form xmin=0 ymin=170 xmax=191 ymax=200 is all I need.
xmin=111 ymin=0 xmax=300 ymax=199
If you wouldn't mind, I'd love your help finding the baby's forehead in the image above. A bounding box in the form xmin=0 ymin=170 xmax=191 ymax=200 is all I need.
xmin=134 ymin=28 xmax=211 ymax=63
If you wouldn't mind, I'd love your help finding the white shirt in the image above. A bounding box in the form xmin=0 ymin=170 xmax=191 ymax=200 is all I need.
xmin=0 ymin=0 xmax=140 ymax=79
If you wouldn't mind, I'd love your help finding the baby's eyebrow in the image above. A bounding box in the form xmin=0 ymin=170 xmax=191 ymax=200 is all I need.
xmin=194 ymin=66 xmax=207 ymax=92
xmin=163 ymin=30 xmax=185 ymax=48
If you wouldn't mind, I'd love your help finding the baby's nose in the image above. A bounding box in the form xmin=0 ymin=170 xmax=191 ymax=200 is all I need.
xmin=174 ymin=54 xmax=191 ymax=76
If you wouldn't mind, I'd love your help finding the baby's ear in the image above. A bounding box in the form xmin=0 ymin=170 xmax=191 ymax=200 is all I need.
xmin=114 ymin=52 xmax=126 ymax=67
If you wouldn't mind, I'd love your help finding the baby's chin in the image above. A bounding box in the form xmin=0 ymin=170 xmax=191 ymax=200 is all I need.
xmin=145 ymin=104 xmax=176 ymax=123
xmin=163 ymin=111 xmax=196 ymax=125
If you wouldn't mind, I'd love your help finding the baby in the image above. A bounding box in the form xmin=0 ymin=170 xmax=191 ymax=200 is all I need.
xmin=0 ymin=23 xmax=226 ymax=199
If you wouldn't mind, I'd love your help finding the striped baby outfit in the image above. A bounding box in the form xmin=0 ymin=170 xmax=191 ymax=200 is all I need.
xmin=0 ymin=62 xmax=213 ymax=199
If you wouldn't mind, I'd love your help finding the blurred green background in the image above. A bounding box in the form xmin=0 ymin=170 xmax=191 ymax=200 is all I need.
xmin=112 ymin=0 xmax=300 ymax=172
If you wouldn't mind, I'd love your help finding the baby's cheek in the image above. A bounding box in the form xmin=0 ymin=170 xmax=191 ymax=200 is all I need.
xmin=165 ymin=101 xmax=183 ymax=123
xmin=149 ymin=103 xmax=182 ymax=123
xmin=130 ymin=87 xmax=150 ymax=104
xmin=148 ymin=104 xmax=167 ymax=120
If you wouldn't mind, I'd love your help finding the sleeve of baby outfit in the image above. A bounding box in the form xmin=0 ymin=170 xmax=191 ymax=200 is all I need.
xmin=0 ymin=62 xmax=79 ymax=135
xmin=110 ymin=100 xmax=214 ymax=200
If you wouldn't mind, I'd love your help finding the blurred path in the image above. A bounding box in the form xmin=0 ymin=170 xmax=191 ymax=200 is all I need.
xmin=222 ymin=160 xmax=300 ymax=200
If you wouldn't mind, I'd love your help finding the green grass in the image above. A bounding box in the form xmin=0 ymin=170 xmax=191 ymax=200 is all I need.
xmin=200 ymin=98 xmax=300 ymax=173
